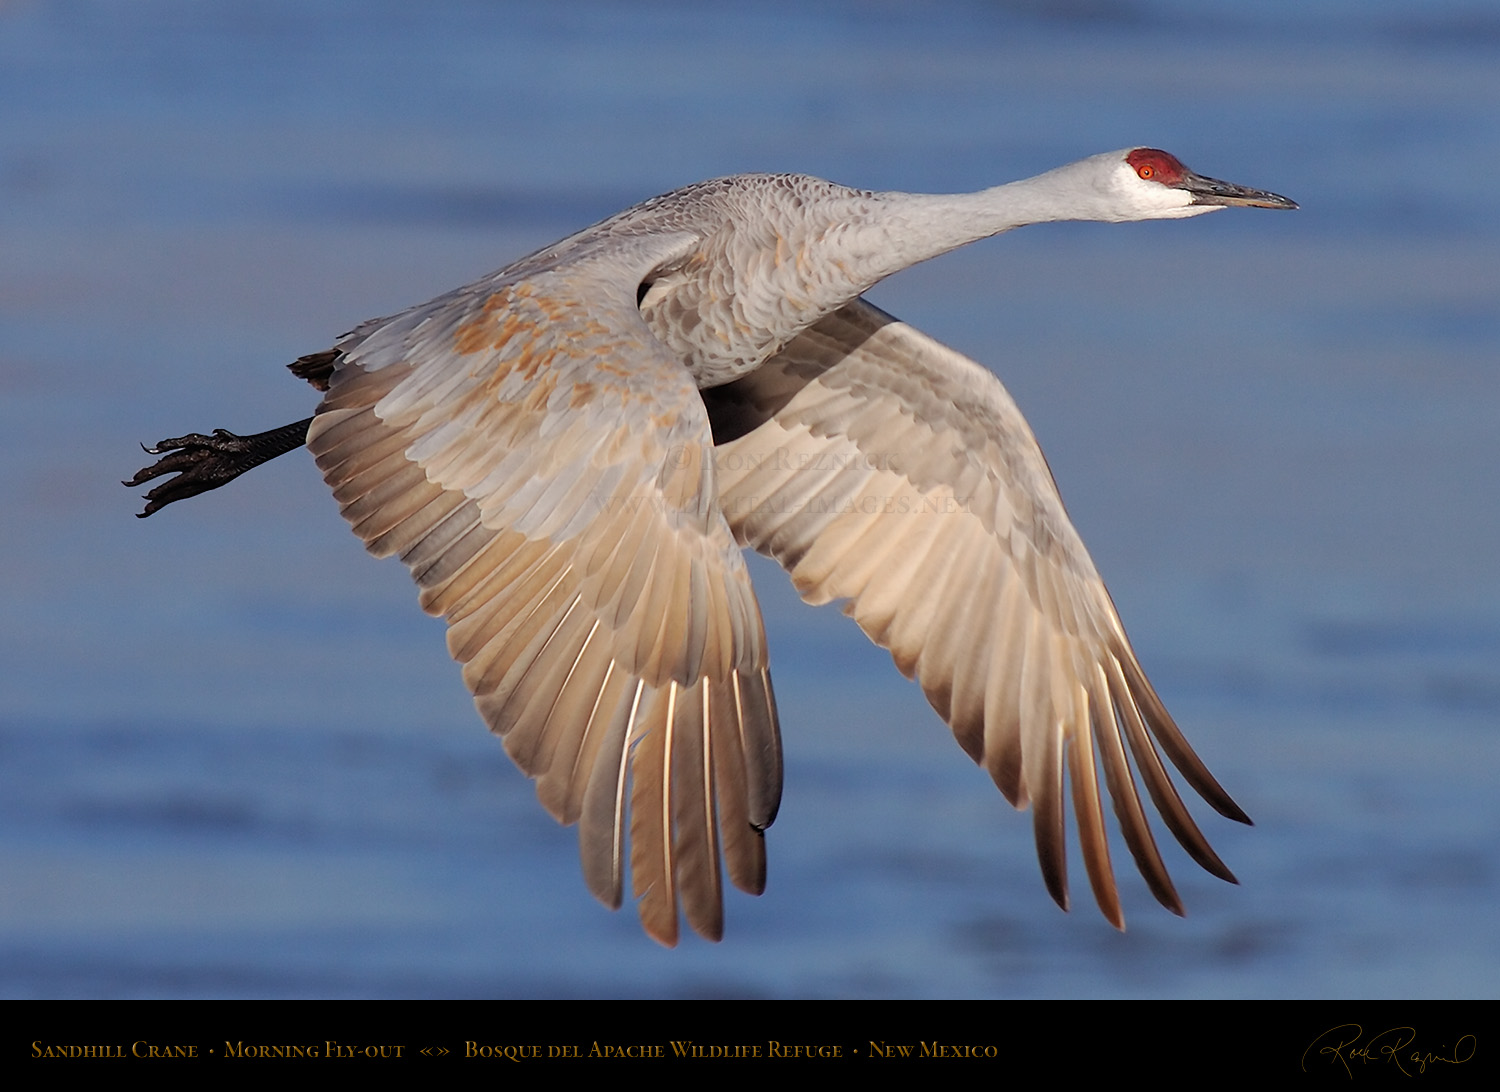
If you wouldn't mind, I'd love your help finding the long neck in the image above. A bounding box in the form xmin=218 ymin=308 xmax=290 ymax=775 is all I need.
xmin=650 ymin=160 xmax=1131 ymax=383
xmin=849 ymin=159 xmax=1128 ymax=286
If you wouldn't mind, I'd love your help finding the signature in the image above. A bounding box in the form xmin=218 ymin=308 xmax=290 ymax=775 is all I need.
xmin=1302 ymin=1024 xmax=1477 ymax=1078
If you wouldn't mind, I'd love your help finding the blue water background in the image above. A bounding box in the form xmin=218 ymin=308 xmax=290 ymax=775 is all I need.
xmin=1 ymin=0 xmax=1497 ymax=998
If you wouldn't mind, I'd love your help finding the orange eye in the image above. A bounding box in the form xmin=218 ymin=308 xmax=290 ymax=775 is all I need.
xmin=1138 ymin=166 xmax=1154 ymax=179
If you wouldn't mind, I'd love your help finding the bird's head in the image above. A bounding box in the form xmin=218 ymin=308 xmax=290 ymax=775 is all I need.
xmin=1110 ymin=147 xmax=1298 ymax=220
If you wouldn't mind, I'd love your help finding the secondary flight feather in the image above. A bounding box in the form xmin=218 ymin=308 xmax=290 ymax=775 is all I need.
xmin=128 ymin=149 xmax=1294 ymax=944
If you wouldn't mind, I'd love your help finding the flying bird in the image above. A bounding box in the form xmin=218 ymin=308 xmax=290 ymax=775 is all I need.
xmin=128 ymin=148 xmax=1295 ymax=946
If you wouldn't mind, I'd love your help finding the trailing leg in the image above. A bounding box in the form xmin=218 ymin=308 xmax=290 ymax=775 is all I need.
xmin=125 ymin=417 xmax=314 ymax=517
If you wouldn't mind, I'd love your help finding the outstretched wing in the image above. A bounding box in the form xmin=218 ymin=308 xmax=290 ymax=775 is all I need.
xmin=706 ymin=298 xmax=1248 ymax=927
xmin=306 ymin=235 xmax=781 ymax=946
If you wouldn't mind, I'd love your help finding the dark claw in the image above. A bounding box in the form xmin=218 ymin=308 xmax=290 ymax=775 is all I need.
xmin=126 ymin=430 xmax=260 ymax=517
xmin=125 ymin=418 xmax=314 ymax=517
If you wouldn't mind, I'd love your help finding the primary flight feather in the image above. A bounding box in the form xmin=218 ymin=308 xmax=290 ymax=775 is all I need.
xmin=129 ymin=148 xmax=1295 ymax=945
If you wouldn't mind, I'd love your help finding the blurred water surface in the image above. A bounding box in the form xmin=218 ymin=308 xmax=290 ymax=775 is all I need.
xmin=1 ymin=0 xmax=1497 ymax=998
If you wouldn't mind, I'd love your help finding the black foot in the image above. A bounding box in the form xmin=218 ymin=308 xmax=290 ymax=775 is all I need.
xmin=125 ymin=418 xmax=313 ymax=517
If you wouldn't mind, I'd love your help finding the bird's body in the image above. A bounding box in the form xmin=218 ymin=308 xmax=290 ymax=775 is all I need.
xmin=129 ymin=148 xmax=1294 ymax=945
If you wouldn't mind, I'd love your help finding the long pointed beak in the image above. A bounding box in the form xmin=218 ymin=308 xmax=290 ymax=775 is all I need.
xmin=1180 ymin=170 xmax=1298 ymax=210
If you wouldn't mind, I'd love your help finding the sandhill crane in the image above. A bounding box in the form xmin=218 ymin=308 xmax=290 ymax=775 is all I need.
xmin=128 ymin=148 xmax=1296 ymax=946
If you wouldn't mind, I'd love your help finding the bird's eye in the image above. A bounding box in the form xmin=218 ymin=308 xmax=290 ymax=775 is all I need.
xmin=1137 ymin=166 xmax=1154 ymax=180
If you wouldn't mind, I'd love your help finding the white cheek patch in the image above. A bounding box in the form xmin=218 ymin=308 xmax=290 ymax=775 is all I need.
xmin=1111 ymin=161 xmax=1214 ymax=220
xmin=1155 ymin=204 xmax=1222 ymax=220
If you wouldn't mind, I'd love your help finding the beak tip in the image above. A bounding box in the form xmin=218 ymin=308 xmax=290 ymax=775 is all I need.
xmin=1182 ymin=170 xmax=1298 ymax=211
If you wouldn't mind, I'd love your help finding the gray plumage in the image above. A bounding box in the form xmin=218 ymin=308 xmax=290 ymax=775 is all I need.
xmin=131 ymin=148 xmax=1295 ymax=945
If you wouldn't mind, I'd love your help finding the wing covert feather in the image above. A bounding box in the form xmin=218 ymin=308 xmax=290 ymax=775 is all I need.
xmin=306 ymin=239 xmax=780 ymax=945
xmin=709 ymin=298 xmax=1248 ymax=926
